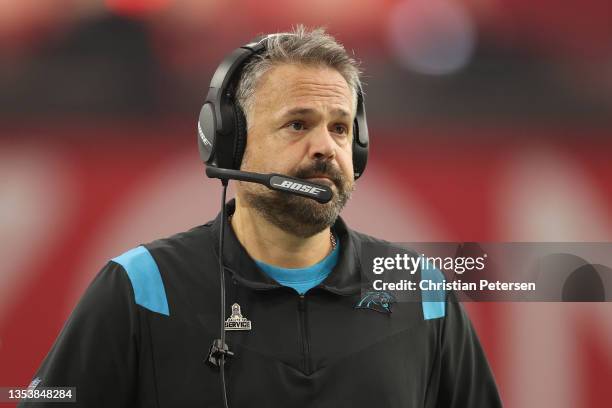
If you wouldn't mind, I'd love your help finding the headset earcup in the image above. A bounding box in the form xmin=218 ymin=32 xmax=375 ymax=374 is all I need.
xmin=352 ymin=90 xmax=369 ymax=179
xmin=198 ymin=103 xmax=217 ymax=164
xmin=233 ymin=106 xmax=248 ymax=169
xmin=352 ymin=122 xmax=367 ymax=180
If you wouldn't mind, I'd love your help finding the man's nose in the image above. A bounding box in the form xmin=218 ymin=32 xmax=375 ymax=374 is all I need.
xmin=307 ymin=125 xmax=336 ymax=161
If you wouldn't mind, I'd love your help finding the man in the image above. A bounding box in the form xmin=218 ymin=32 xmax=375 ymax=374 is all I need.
xmin=21 ymin=27 xmax=502 ymax=407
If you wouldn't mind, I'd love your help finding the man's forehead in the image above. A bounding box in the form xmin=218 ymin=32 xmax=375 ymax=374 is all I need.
xmin=283 ymin=107 xmax=351 ymax=117
xmin=253 ymin=63 xmax=354 ymax=114
xmin=278 ymin=106 xmax=353 ymax=122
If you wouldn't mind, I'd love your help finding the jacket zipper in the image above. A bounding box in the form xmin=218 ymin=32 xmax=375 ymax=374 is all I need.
xmin=298 ymin=294 xmax=311 ymax=374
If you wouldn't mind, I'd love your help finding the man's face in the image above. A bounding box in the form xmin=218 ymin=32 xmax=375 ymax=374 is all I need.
xmin=237 ymin=63 xmax=356 ymax=237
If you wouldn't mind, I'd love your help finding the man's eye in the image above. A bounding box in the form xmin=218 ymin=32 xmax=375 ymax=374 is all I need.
xmin=289 ymin=121 xmax=305 ymax=131
xmin=333 ymin=125 xmax=348 ymax=135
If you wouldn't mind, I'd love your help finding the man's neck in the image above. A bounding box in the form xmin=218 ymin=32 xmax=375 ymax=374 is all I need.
xmin=230 ymin=199 xmax=333 ymax=269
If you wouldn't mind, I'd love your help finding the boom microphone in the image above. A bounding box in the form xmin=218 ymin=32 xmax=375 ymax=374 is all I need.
xmin=206 ymin=166 xmax=333 ymax=204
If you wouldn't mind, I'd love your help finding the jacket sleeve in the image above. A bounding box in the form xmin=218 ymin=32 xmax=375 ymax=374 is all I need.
xmin=18 ymin=261 xmax=139 ymax=408
xmin=434 ymin=294 xmax=503 ymax=408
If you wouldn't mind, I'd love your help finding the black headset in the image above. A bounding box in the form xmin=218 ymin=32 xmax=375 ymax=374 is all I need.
xmin=197 ymin=34 xmax=369 ymax=179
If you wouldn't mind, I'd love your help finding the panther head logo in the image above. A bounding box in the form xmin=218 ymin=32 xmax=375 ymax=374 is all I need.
xmin=355 ymin=291 xmax=396 ymax=314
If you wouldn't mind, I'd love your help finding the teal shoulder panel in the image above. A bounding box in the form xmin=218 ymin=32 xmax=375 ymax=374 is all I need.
xmin=421 ymin=265 xmax=446 ymax=320
xmin=112 ymin=246 xmax=170 ymax=316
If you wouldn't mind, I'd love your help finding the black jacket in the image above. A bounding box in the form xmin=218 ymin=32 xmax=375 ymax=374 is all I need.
xmin=21 ymin=200 xmax=502 ymax=407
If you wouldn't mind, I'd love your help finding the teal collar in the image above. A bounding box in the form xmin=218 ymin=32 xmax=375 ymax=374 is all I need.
xmin=254 ymin=234 xmax=340 ymax=295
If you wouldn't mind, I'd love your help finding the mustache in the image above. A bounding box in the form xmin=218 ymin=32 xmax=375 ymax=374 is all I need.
xmin=293 ymin=160 xmax=345 ymax=189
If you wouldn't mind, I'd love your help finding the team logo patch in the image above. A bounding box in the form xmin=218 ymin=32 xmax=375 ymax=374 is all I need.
xmin=224 ymin=303 xmax=252 ymax=331
xmin=355 ymin=291 xmax=396 ymax=314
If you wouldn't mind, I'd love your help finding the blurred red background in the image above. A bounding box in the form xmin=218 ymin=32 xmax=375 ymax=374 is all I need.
xmin=1 ymin=1 xmax=612 ymax=406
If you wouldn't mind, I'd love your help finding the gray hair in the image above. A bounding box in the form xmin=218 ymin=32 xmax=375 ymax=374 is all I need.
xmin=235 ymin=25 xmax=362 ymax=129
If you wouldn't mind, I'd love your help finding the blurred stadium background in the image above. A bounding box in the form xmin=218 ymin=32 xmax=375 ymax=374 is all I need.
xmin=1 ymin=0 xmax=612 ymax=406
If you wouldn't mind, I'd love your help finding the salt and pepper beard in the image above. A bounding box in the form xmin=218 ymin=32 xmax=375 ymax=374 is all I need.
xmin=238 ymin=159 xmax=354 ymax=238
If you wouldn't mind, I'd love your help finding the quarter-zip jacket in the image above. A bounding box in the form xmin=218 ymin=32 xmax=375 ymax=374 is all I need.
xmin=21 ymin=199 xmax=502 ymax=407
